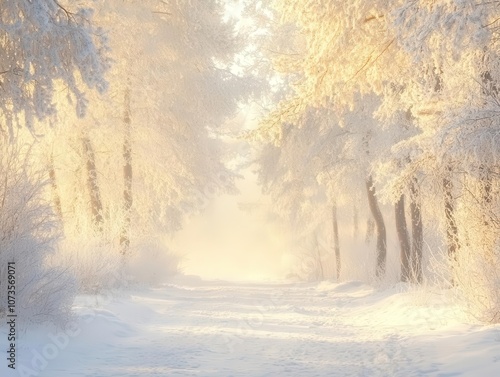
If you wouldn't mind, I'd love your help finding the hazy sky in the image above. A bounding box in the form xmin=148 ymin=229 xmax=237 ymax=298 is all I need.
xmin=169 ymin=168 xmax=292 ymax=281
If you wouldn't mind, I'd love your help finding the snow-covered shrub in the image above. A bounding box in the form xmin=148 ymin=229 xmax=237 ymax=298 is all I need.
xmin=53 ymin=238 xmax=124 ymax=294
xmin=454 ymin=248 xmax=500 ymax=324
xmin=0 ymin=143 xmax=76 ymax=325
xmin=54 ymin=236 xmax=180 ymax=293
xmin=452 ymin=178 xmax=500 ymax=323
xmin=126 ymin=238 xmax=181 ymax=286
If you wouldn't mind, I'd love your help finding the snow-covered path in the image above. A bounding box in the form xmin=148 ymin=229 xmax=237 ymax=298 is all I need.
xmin=7 ymin=280 xmax=500 ymax=376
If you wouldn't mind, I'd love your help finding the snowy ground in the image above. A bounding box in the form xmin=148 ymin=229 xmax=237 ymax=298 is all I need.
xmin=2 ymin=278 xmax=500 ymax=376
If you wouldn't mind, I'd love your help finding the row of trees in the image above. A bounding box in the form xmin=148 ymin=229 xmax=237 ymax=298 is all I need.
xmin=0 ymin=0 xmax=252 ymax=323
xmin=44 ymin=0 xmax=251 ymax=248
xmin=250 ymin=1 xmax=500 ymax=321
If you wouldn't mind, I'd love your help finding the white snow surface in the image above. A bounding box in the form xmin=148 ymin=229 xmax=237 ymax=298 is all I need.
xmin=2 ymin=278 xmax=500 ymax=376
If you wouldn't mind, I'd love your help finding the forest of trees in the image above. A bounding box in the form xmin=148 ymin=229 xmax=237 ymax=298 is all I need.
xmin=0 ymin=0 xmax=499 ymax=325
xmin=251 ymin=0 xmax=500 ymax=323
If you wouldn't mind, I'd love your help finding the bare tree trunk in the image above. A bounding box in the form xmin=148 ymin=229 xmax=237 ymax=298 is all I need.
xmin=82 ymin=136 xmax=103 ymax=232
xmin=365 ymin=218 xmax=375 ymax=243
xmin=478 ymin=164 xmax=497 ymax=268
xmin=480 ymin=164 xmax=492 ymax=226
xmin=120 ymin=88 xmax=133 ymax=255
xmin=332 ymin=202 xmax=341 ymax=280
xmin=313 ymin=233 xmax=324 ymax=281
xmin=48 ymin=153 xmax=63 ymax=220
xmin=410 ymin=179 xmax=423 ymax=283
xmin=443 ymin=175 xmax=458 ymax=260
xmin=353 ymin=205 xmax=359 ymax=240
xmin=366 ymin=175 xmax=387 ymax=278
xmin=395 ymin=194 xmax=411 ymax=282
xmin=443 ymin=167 xmax=459 ymax=285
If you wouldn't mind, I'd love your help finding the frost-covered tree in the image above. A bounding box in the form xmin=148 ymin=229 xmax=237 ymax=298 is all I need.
xmin=252 ymin=2 xmax=404 ymax=275
xmin=0 ymin=0 xmax=107 ymax=323
xmin=251 ymin=0 xmax=411 ymax=279
xmin=0 ymin=142 xmax=77 ymax=324
xmin=255 ymin=0 xmax=500 ymax=309
xmin=0 ymin=0 xmax=108 ymax=136
xmin=255 ymin=96 xmax=392 ymax=279
xmin=43 ymin=0 xmax=254 ymax=257
xmin=388 ymin=0 xmax=500 ymax=318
